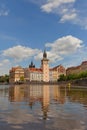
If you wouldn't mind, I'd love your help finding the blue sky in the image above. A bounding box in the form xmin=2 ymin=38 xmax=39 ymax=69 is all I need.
xmin=0 ymin=0 xmax=87 ymax=75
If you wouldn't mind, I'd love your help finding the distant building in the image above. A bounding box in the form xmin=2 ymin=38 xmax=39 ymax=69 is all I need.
xmin=9 ymin=50 xmax=66 ymax=83
xmin=24 ymin=67 xmax=43 ymax=82
xmin=50 ymin=65 xmax=66 ymax=82
xmin=81 ymin=61 xmax=87 ymax=71
xmin=66 ymin=61 xmax=87 ymax=75
xmin=9 ymin=66 xmax=24 ymax=83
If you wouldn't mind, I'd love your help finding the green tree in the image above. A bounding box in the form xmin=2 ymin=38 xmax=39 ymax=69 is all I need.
xmin=0 ymin=74 xmax=9 ymax=83
xmin=20 ymin=76 xmax=24 ymax=81
xmin=58 ymin=71 xmax=87 ymax=81
xmin=58 ymin=74 xmax=66 ymax=81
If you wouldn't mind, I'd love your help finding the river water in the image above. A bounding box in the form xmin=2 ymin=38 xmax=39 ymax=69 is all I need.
xmin=0 ymin=84 xmax=87 ymax=130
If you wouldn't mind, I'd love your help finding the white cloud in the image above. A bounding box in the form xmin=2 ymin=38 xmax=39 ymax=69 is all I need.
xmin=44 ymin=35 xmax=83 ymax=62
xmin=2 ymin=45 xmax=41 ymax=62
xmin=0 ymin=45 xmax=41 ymax=75
xmin=40 ymin=0 xmax=87 ymax=29
xmin=0 ymin=59 xmax=10 ymax=67
xmin=60 ymin=8 xmax=77 ymax=22
xmin=25 ymin=0 xmax=87 ymax=29
xmin=75 ymin=17 xmax=87 ymax=30
xmin=34 ymin=35 xmax=83 ymax=63
xmin=34 ymin=51 xmax=43 ymax=61
xmin=41 ymin=0 xmax=75 ymax=13
xmin=48 ymin=51 xmax=63 ymax=63
xmin=0 ymin=37 xmax=86 ymax=75
xmin=41 ymin=0 xmax=77 ymax=22
xmin=0 ymin=59 xmax=11 ymax=75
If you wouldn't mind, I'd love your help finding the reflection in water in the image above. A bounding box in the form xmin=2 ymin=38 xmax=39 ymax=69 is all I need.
xmin=9 ymin=85 xmax=25 ymax=102
xmin=42 ymin=85 xmax=50 ymax=120
xmin=53 ymin=85 xmax=60 ymax=101
xmin=9 ymin=85 xmax=50 ymax=120
xmin=28 ymin=85 xmax=42 ymax=109
xmin=0 ymin=84 xmax=87 ymax=130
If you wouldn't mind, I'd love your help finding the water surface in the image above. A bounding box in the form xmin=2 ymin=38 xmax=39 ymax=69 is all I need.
xmin=0 ymin=84 xmax=87 ymax=130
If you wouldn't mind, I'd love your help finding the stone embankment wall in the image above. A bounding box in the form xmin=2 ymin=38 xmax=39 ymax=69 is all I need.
xmin=58 ymin=78 xmax=87 ymax=87
xmin=72 ymin=78 xmax=87 ymax=86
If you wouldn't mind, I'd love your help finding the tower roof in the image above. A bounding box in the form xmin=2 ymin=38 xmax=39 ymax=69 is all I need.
xmin=43 ymin=49 xmax=47 ymax=59
xmin=29 ymin=61 xmax=35 ymax=68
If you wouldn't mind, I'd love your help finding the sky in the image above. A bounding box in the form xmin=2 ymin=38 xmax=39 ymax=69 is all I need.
xmin=0 ymin=0 xmax=87 ymax=75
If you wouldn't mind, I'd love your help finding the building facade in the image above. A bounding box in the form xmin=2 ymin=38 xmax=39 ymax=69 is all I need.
xmin=9 ymin=50 xmax=66 ymax=83
xmin=24 ymin=67 xmax=43 ymax=82
xmin=9 ymin=66 xmax=24 ymax=83
xmin=66 ymin=61 xmax=87 ymax=75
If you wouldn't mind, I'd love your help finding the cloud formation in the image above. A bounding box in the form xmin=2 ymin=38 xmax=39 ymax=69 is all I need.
xmin=0 ymin=35 xmax=84 ymax=74
xmin=3 ymin=45 xmax=41 ymax=62
xmin=0 ymin=59 xmax=11 ymax=75
xmin=0 ymin=59 xmax=10 ymax=67
xmin=24 ymin=0 xmax=87 ymax=29
xmin=34 ymin=35 xmax=83 ymax=63
xmin=41 ymin=0 xmax=75 ymax=13
xmin=40 ymin=0 xmax=87 ymax=29
xmin=10 ymin=35 xmax=82 ymax=66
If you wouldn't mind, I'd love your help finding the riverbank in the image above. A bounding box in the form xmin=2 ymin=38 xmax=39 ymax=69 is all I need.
xmin=1 ymin=78 xmax=87 ymax=87
xmin=72 ymin=78 xmax=87 ymax=86
xmin=58 ymin=78 xmax=87 ymax=87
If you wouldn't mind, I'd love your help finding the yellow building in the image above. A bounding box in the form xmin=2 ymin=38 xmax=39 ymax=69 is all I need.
xmin=49 ymin=65 xmax=66 ymax=82
xmin=9 ymin=66 xmax=24 ymax=83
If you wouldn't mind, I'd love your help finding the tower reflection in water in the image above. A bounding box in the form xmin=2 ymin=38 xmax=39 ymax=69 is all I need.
xmin=9 ymin=84 xmax=65 ymax=120
xmin=42 ymin=85 xmax=50 ymax=120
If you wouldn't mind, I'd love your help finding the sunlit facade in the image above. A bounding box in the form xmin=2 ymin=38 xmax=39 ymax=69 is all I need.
xmin=66 ymin=61 xmax=87 ymax=75
xmin=9 ymin=66 xmax=24 ymax=83
xmin=9 ymin=50 xmax=66 ymax=83
xmin=24 ymin=67 xmax=43 ymax=82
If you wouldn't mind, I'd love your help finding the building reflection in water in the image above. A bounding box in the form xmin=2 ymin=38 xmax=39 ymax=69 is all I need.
xmin=53 ymin=85 xmax=60 ymax=101
xmin=42 ymin=85 xmax=50 ymax=120
xmin=53 ymin=85 xmax=66 ymax=104
xmin=27 ymin=85 xmax=43 ymax=109
xmin=9 ymin=84 xmax=50 ymax=119
xmin=9 ymin=85 xmax=67 ymax=102
xmin=9 ymin=85 xmax=25 ymax=102
xmin=9 ymin=85 xmax=65 ymax=118
xmin=8 ymin=84 xmax=87 ymax=120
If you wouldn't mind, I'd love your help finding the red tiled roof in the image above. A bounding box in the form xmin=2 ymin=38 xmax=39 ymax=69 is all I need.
xmin=29 ymin=68 xmax=42 ymax=72
xmin=81 ymin=61 xmax=87 ymax=65
xmin=9 ymin=66 xmax=23 ymax=72
xmin=67 ymin=65 xmax=81 ymax=71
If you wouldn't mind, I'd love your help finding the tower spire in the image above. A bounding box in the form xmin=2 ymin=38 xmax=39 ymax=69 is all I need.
xmin=43 ymin=49 xmax=47 ymax=59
